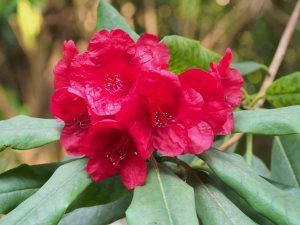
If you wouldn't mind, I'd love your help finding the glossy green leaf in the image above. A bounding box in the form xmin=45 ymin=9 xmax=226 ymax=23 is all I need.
xmin=212 ymin=175 xmax=275 ymax=225
xmin=201 ymin=149 xmax=300 ymax=225
xmin=59 ymin=194 xmax=132 ymax=225
xmin=97 ymin=0 xmax=139 ymax=40
xmin=251 ymin=155 xmax=270 ymax=178
xmin=264 ymin=178 xmax=300 ymax=199
xmin=67 ymin=175 xmax=130 ymax=212
xmin=231 ymin=61 xmax=269 ymax=76
xmin=192 ymin=173 xmax=256 ymax=225
xmin=0 ymin=162 xmax=64 ymax=214
xmin=161 ymin=35 xmax=220 ymax=74
xmin=233 ymin=106 xmax=300 ymax=135
xmin=0 ymin=115 xmax=63 ymax=151
xmin=271 ymin=135 xmax=300 ymax=188
xmin=0 ymin=159 xmax=91 ymax=225
xmin=266 ymin=72 xmax=300 ymax=108
xmin=126 ymin=161 xmax=198 ymax=225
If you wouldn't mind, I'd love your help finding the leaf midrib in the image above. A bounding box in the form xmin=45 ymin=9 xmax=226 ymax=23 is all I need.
xmin=12 ymin=162 xmax=87 ymax=225
xmin=152 ymin=160 xmax=174 ymax=225
xmin=195 ymin=176 xmax=240 ymax=225
xmin=275 ymin=137 xmax=299 ymax=187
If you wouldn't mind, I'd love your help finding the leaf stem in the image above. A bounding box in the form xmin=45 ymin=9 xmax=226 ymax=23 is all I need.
xmin=245 ymin=134 xmax=253 ymax=166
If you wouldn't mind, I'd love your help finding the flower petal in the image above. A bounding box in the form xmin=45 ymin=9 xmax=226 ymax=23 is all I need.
xmin=119 ymin=153 xmax=147 ymax=189
xmin=60 ymin=124 xmax=88 ymax=156
xmin=88 ymin=29 xmax=135 ymax=55
xmin=116 ymin=97 xmax=154 ymax=159
xmin=222 ymin=69 xmax=244 ymax=108
xmin=86 ymin=154 xmax=117 ymax=182
xmin=185 ymin=121 xmax=213 ymax=155
xmin=54 ymin=41 xmax=78 ymax=89
xmin=203 ymin=99 xmax=231 ymax=134
xmin=50 ymin=87 xmax=86 ymax=121
xmin=153 ymin=123 xmax=187 ymax=156
xmin=135 ymin=33 xmax=170 ymax=70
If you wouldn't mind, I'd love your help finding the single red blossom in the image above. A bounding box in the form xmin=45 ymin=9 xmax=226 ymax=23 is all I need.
xmin=82 ymin=120 xmax=147 ymax=189
xmin=54 ymin=40 xmax=78 ymax=89
xmin=50 ymin=87 xmax=91 ymax=155
xmin=179 ymin=49 xmax=244 ymax=135
xmin=68 ymin=29 xmax=170 ymax=116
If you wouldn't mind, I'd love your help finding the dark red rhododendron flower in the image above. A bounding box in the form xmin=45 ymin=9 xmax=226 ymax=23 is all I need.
xmin=69 ymin=29 xmax=170 ymax=116
xmin=82 ymin=120 xmax=147 ymax=189
xmin=179 ymin=48 xmax=244 ymax=135
xmin=51 ymin=29 xmax=243 ymax=189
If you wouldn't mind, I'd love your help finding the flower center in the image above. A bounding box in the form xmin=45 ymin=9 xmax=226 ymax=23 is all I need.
xmin=104 ymin=74 xmax=122 ymax=92
xmin=154 ymin=111 xmax=174 ymax=128
xmin=73 ymin=113 xmax=91 ymax=128
xmin=106 ymin=133 xmax=138 ymax=167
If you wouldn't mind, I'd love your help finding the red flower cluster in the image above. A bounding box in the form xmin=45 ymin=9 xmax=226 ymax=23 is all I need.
xmin=51 ymin=29 xmax=243 ymax=189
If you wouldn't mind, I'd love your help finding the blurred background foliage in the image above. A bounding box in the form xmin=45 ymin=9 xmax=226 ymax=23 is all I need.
xmin=0 ymin=0 xmax=299 ymax=172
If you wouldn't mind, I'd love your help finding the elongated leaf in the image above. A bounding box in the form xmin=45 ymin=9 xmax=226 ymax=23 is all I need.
xmin=251 ymin=155 xmax=270 ymax=178
xmin=201 ymin=149 xmax=300 ymax=225
xmin=0 ymin=159 xmax=91 ymax=225
xmin=271 ymin=135 xmax=300 ymax=187
xmin=231 ymin=62 xmax=269 ymax=76
xmin=97 ymin=0 xmax=139 ymax=40
xmin=59 ymin=194 xmax=132 ymax=225
xmin=266 ymin=72 xmax=300 ymax=107
xmin=0 ymin=162 xmax=63 ymax=214
xmin=67 ymin=175 xmax=129 ymax=212
xmin=212 ymin=175 xmax=274 ymax=225
xmin=192 ymin=173 xmax=256 ymax=225
xmin=264 ymin=178 xmax=300 ymax=199
xmin=233 ymin=106 xmax=300 ymax=135
xmin=161 ymin=35 xmax=220 ymax=74
xmin=0 ymin=115 xmax=63 ymax=151
xmin=126 ymin=161 xmax=198 ymax=225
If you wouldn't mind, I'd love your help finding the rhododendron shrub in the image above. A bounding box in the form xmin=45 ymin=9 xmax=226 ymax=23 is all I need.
xmin=1 ymin=1 xmax=300 ymax=225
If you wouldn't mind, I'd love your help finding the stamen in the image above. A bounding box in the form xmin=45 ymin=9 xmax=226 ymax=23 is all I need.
xmin=73 ymin=113 xmax=91 ymax=128
xmin=104 ymin=74 xmax=122 ymax=92
xmin=106 ymin=133 xmax=134 ymax=167
xmin=154 ymin=111 xmax=174 ymax=128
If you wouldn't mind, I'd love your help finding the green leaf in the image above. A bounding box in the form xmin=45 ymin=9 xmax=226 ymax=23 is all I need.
xmin=271 ymin=135 xmax=300 ymax=188
xmin=0 ymin=162 xmax=64 ymax=214
xmin=266 ymin=72 xmax=300 ymax=108
xmin=212 ymin=175 xmax=275 ymax=225
xmin=201 ymin=149 xmax=300 ymax=225
xmin=231 ymin=61 xmax=269 ymax=76
xmin=192 ymin=173 xmax=256 ymax=225
xmin=233 ymin=106 xmax=300 ymax=135
xmin=126 ymin=160 xmax=198 ymax=225
xmin=67 ymin=175 xmax=130 ymax=212
xmin=161 ymin=35 xmax=220 ymax=74
xmin=59 ymin=194 xmax=132 ymax=225
xmin=0 ymin=115 xmax=63 ymax=151
xmin=251 ymin=155 xmax=270 ymax=178
xmin=97 ymin=0 xmax=139 ymax=40
xmin=0 ymin=159 xmax=91 ymax=225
